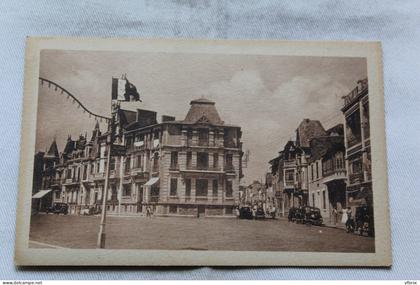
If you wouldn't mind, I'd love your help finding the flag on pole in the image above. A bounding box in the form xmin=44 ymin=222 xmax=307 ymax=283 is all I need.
xmin=112 ymin=78 xmax=127 ymax=101
xmin=112 ymin=76 xmax=141 ymax=102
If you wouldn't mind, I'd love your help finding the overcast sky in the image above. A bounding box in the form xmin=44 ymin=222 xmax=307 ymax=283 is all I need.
xmin=37 ymin=50 xmax=366 ymax=184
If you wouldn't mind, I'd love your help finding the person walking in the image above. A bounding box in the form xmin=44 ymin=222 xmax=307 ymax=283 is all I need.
xmin=146 ymin=205 xmax=151 ymax=218
xmin=345 ymin=207 xmax=354 ymax=233
xmin=332 ymin=207 xmax=338 ymax=226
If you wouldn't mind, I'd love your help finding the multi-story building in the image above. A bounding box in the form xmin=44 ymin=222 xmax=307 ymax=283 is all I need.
xmin=307 ymin=125 xmax=346 ymax=226
xmin=341 ymin=78 xmax=372 ymax=217
xmin=35 ymin=98 xmax=243 ymax=217
xmin=268 ymin=152 xmax=286 ymax=216
xmin=123 ymin=98 xmax=243 ymax=217
xmin=268 ymin=120 xmax=347 ymax=225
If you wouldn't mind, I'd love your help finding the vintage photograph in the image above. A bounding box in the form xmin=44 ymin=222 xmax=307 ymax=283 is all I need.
xmin=15 ymin=38 xmax=390 ymax=266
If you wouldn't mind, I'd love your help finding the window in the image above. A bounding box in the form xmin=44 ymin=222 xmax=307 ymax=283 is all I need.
xmin=66 ymin=169 xmax=71 ymax=179
xmin=122 ymin=184 xmax=131 ymax=196
xmin=134 ymin=134 xmax=144 ymax=147
xmin=185 ymin=179 xmax=191 ymax=197
xmin=226 ymin=180 xmax=233 ymax=197
xmin=135 ymin=155 xmax=142 ymax=169
xmin=213 ymin=153 xmax=219 ymax=169
xmin=110 ymin=157 xmax=116 ymax=171
xmin=198 ymin=129 xmax=209 ymax=146
xmin=312 ymin=193 xmax=315 ymax=207
xmin=125 ymin=157 xmax=131 ymax=173
xmin=111 ymin=185 xmax=117 ymax=200
xmin=197 ymin=152 xmax=209 ymax=170
xmin=225 ymin=153 xmax=233 ymax=171
xmin=346 ymin=110 xmax=362 ymax=147
xmin=170 ymin=178 xmax=178 ymax=196
xmin=311 ymin=164 xmax=314 ymax=181
xmin=187 ymin=130 xmax=193 ymax=144
xmin=186 ymin=152 xmax=192 ymax=168
xmin=90 ymin=163 xmax=94 ymax=174
xmin=212 ymin=180 xmax=218 ymax=197
xmin=55 ymin=191 xmax=61 ymax=200
xmin=169 ymin=205 xmax=177 ymax=214
xmin=351 ymin=159 xmax=362 ymax=174
xmin=170 ymin=152 xmax=178 ymax=169
xmin=285 ymin=170 xmax=294 ymax=184
xmin=196 ymin=179 xmax=208 ymax=196
xmin=153 ymin=153 xmax=159 ymax=173
xmin=322 ymin=190 xmax=326 ymax=209
xmin=363 ymin=101 xmax=370 ymax=138
xmin=83 ymin=165 xmax=87 ymax=180
xmin=316 ymin=161 xmax=319 ymax=179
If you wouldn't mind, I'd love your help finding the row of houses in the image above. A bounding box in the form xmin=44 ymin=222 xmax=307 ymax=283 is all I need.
xmin=32 ymin=98 xmax=244 ymax=217
xmin=267 ymin=78 xmax=372 ymax=227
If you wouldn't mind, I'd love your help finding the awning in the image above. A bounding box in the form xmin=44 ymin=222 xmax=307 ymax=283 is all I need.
xmin=144 ymin=177 xmax=159 ymax=186
xmin=32 ymin=189 xmax=52 ymax=199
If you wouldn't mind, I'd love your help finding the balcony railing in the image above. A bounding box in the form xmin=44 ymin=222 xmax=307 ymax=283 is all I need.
xmin=283 ymin=160 xmax=296 ymax=168
xmin=224 ymin=165 xmax=235 ymax=173
xmin=184 ymin=166 xmax=222 ymax=172
xmin=323 ymin=168 xmax=346 ymax=178
xmin=169 ymin=164 xmax=179 ymax=171
xmin=342 ymin=78 xmax=368 ymax=109
xmin=285 ymin=180 xmax=295 ymax=187
xmin=349 ymin=173 xmax=364 ymax=185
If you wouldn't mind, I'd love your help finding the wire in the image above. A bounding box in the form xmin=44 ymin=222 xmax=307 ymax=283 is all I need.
xmin=39 ymin=77 xmax=111 ymax=122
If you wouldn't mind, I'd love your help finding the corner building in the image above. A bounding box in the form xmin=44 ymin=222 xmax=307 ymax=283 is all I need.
xmin=123 ymin=98 xmax=243 ymax=217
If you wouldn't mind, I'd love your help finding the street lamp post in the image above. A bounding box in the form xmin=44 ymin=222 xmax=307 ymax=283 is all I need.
xmin=97 ymin=103 xmax=118 ymax=249
xmin=97 ymin=124 xmax=113 ymax=249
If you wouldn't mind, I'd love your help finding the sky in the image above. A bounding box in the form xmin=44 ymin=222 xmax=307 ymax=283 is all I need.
xmin=36 ymin=50 xmax=366 ymax=184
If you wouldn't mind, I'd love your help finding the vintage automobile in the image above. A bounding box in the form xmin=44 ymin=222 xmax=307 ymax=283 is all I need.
xmin=288 ymin=207 xmax=304 ymax=223
xmin=46 ymin=202 xmax=69 ymax=215
xmin=302 ymin=206 xmax=323 ymax=226
xmin=238 ymin=206 xmax=253 ymax=219
xmin=255 ymin=207 xmax=266 ymax=220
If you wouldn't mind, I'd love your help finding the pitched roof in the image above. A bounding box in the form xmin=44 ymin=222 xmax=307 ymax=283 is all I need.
xmin=296 ymin=119 xmax=326 ymax=148
xmin=44 ymin=140 xmax=59 ymax=159
xmin=326 ymin=124 xmax=344 ymax=136
xmin=309 ymin=135 xmax=344 ymax=162
xmin=183 ymin=98 xmax=224 ymax=125
xmin=63 ymin=137 xmax=76 ymax=155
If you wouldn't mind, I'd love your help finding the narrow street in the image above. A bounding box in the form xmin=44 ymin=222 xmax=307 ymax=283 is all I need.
xmin=29 ymin=214 xmax=375 ymax=252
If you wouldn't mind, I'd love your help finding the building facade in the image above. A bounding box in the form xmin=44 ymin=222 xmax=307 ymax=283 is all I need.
xmin=341 ymin=78 xmax=373 ymax=223
xmin=34 ymin=98 xmax=243 ymax=217
xmin=268 ymin=120 xmax=348 ymax=226
xmin=307 ymin=126 xmax=346 ymax=226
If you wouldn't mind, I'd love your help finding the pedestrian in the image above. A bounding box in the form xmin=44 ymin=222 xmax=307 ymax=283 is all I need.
xmin=345 ymin=207 xmax=354 ymax=232
xmin=252 ymin=204 xmax=257 ymax=219
xmin=332 ymin=207 xmax=338 ymax=225
xmin=235 ymin=206 xmax=240 ymax=218
xmin=146 ymin=206 xmax=151 ymax=218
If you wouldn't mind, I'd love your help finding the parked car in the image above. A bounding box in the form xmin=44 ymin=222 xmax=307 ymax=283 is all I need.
xmin=238 ymin=206 xmax=253 ymax=219
xmin=302 ymin=206 xmax=323 ymax=226
xmin=288 ymin=207 xmax=304 ymax=223
xmin=46 ymin=203 xmax=69 ymax=215
xmin=255 ymin=207 xmax=266 ymax=220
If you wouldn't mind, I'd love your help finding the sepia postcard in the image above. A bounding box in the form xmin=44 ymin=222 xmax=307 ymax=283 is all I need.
xmin=15 ymin=37 xmax=391 ymax=266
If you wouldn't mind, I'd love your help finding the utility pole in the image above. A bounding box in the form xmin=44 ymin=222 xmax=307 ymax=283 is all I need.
xmin=97 ymin=103 xmax=118 ymax=249
xmin=97 ymin=123 xmax=112 ymax=248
